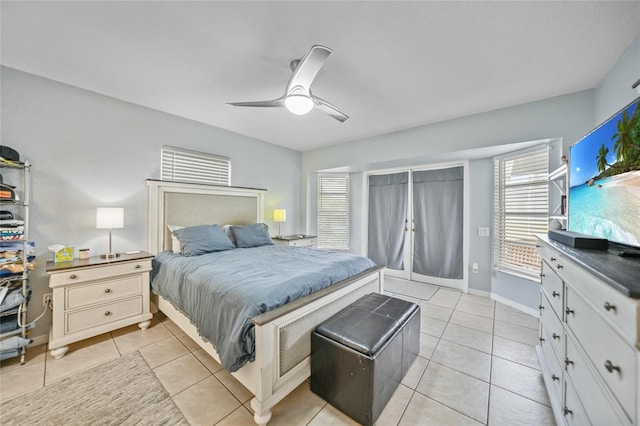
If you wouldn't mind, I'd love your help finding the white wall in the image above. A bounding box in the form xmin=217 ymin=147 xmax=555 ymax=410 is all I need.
xmin=1 ymin=67 xmax=301 ymax=341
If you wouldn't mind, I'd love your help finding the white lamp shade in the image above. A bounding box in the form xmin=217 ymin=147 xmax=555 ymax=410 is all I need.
xmin=273 ymin=209 xmax=287 ymax=223
xmin=96 ymin=207 xmax=124 ymax=229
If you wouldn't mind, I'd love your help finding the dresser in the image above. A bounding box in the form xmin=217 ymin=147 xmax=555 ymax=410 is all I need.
xmin=536 ymin=235 xmax=640 ymax=425
xmin=272 ymin=234 xmax=317 ymax=248
xmin=46 ymin=252 xmax=153 ymax=359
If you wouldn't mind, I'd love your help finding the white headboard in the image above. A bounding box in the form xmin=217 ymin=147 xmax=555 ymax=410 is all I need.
xmin=147 ymin=180 xmax=266 ymax=254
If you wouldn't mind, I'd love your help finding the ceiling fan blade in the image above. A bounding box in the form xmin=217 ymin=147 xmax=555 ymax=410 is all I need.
xmin=286 ymin=45 xmax=332 ymax=95
xmin=227 ymin=98 xmax=284 ymax=108
xmin=313 ymin=96 xmax=349 ymax=122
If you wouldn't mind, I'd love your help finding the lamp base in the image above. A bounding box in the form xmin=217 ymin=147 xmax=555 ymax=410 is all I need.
xmin=100 ymin=253 xmax=120 ymax=259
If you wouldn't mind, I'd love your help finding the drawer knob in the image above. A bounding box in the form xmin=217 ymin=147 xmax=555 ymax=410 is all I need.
xmin=556 ymin=264 xmax=563 ymax=270
xmin=539 ymin=304 xmax=544 ymax=310
xmin=551 ymin=374 xmax=560 ymax=382
xmin=104 ymin=288 xmax=112 ymax=294
xmin=69 ymin=274 xmax=78 ymax=280
xmin=563 ymin=407 xmax=573 ymax=416
xmin=550 ymin=257 xmax=557 ymax=262
xmin=603 ymin=302 xmax=617 ymax=312
xmin=565 ymin=307 xmax=574 ymax=316
xmin=104 ymin=311 xmax=112 ymax=316
xmin=540 ymin=273 xmax=545 ymax=278
xmin=552 ymin=333 xmax=560 ymax=340
xmin=604 ymin=360 xmax=621 ymax=373
xmin=552 ymin=291 xmax=560 ymax=298
xmin=539 ymin=337 xmax=545 ymax=343
xmin=564 ymin=357 xmax=574 ymax=367
xmin=135 ymin=264 xmax=141 ymax=269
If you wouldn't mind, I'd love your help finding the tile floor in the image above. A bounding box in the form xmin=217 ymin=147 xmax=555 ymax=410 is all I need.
xmin=0 ymin=278 xmax=555 ymax=425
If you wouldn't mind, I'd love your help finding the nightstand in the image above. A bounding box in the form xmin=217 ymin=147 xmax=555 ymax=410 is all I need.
xmin=46 ymin=251 xmax=154 ymax=359
xmin=272 ymin=234 xmax=317 ymax=248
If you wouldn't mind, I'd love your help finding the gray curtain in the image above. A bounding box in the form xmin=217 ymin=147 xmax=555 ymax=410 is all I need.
xmin=367 ymin=172 xmax=408 ymax=270
xmin=412 ymin=167 xmax=463 ymax=279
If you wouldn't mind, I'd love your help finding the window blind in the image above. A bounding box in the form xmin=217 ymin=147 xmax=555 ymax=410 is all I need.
xmin=493 ymin=147 xmax=549 ymax=278
xmin=317 ymin=173 xmax=349 ymax=250
xmin=161 ymin=145 xmax=231 ymax=186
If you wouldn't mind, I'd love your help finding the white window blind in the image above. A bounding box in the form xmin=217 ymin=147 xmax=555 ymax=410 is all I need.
xmin=161 ymin=145 xmax=231 ymax=186
xmin=493 ymin=147 xmax=549 ymax=278
xmin=317 ymin=174 xmax=349 ymax=250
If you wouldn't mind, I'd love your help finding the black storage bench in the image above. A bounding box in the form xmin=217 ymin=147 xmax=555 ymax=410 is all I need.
xmin=310 ymin=293 xmax=420 ymax=426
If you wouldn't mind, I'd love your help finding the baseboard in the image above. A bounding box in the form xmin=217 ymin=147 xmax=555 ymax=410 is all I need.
xmin=491 ymin=293 xmax=540 ymax=318
xmin=29 ymin=333 xmax=49 ymax=347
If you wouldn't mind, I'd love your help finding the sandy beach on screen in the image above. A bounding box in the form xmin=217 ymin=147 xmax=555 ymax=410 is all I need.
xmin=604 ymin=170 xmax=640 ymax=198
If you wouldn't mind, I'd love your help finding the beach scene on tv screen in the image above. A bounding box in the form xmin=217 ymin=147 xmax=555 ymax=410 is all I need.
xmin=569 ymin=98 xmax=640 ymax=247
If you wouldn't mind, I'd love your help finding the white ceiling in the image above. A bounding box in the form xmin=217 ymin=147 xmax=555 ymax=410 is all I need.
xmin=2 ymin=1 xmax=639 ymax=152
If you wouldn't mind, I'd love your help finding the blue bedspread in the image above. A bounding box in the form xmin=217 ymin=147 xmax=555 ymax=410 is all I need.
xmin=151 ymin=246 xmax=376 ymax=372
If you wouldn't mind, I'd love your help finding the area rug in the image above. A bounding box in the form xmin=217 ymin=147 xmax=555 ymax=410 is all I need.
xmin=1 ymin=351 xmax=188 ymax=425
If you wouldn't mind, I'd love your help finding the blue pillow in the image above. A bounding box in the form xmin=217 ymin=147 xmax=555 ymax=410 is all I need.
xmin=173 ymin=224 xmax=235 ymax=256
xmin=232 ymin=223 xmax=274 ymax=248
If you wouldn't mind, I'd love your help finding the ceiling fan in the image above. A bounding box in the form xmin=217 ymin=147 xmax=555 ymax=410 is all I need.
xmin=228 ymin=45 xmax=349 ymax=122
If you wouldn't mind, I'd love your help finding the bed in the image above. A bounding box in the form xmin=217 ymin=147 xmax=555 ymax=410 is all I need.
xmin=147 ymin=180 xmax=384 ymax=425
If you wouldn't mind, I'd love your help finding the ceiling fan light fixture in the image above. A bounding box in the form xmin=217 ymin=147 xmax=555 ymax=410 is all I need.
xmin=284 ymin=94 xmax=314 ymax=115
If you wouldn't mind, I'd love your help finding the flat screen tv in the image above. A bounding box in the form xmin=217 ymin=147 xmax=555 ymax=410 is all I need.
xmin=568 ymin=96 xmax=640 ymax=250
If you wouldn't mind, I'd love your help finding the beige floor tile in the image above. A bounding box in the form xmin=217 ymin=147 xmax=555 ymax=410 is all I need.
xmin=193 ymin=347 xmax=224 ymax=374
xmin=431 ymin=339 xmax=491 ymax=382
xmin=216 ymin=406 xmax=256 ymax=426
xmin=456 ymin=299 xmax=495 ymax=319
xmin=460 ymin=292 xmax=495 ymax=307
xmin=449 ymin=310 xmax=494 ymax=334
xmin=160 ymin=316 xmax=184 ymax=335
xmin=420 ymin=316 xmax=447 ymax=338
xmin=428 ymin=289 xmax=461 ymax=309
xmin=419 ymin=332 xmax=439 ymax=359
xmin=375 ymin=384 xmax=413 ymax=426
xmin=0 ymin=345 xmax=47 ymax=403
xmin=491 ymin=357 xmax=550 ymax=406
xmin=489 ymin=385 xmax=555 ymax=425
xmin=308 ymin=403 xmax=360 ymax=425
xmin=215 ymin=369 xmax=253 ymax=403
xmin=494 ymin=321 xmax=539 ymax=346
xmin=111 ymin=317 xmax=173 ymax=354
xmin=416 ymin=361 xmax=489 ymax=423
xmin=442 ymin=322 xmax=493 ymax=354
xmin=266 ymin=381 xmax=326 ymax=426
xmin=173 ymin=375 xmax=241 ymax=426
xmin=493 ymin=336 xmax=540 ymax=370
xmin=176 ymin=332 xmax=201 ymax=351
xmin=389 ymin=293 xmax=422 ymax=304
xmin=45 ymin=333 xmax=120 ymax=384
xmin=399 ymin=391 xmax=483 ymax=426
xmin=139 ymin=335 xmax=190 ymax=368
xmin=153 ymin=352 xmax=211 ymax=396
xmin=400 ymin=355 xmax=429 ymax=389
xmin=419 ymin=301 xmax=453 ymax=322
xmin=495 ymin=308 xmax=539 ymax=330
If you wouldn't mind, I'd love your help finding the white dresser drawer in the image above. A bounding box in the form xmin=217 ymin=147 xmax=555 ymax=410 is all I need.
xmin=66 ymin=296 xmax=143 ymax=334
xmin=66 ymin=275 xmax=142 ymax=310
xmin=563 ymin=377 xmax=592 ymax=426
xmin=49 ymin=259 xmax=152 ymax=287
xmin=540 ymin=292 xmax=564 ymax=361
xmin=566 ymin=285 xmax=636 ymax=419
xmin=565 ymin=334 xmax=630 ymax=425
xmin=540 ymin=325 xmax=563 ymax=400
xmin=540 ymin=260 xmax=564 ymax=320
xmin=560 ymin=257 xmax=638 ymax=345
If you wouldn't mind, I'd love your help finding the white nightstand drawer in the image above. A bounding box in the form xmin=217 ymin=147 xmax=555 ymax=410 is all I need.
xmin=540 ymin=292 xmax=563 ymax=361
xmin=290 ymin=238 xmax=316 ymax=247
xmin=564 ymin=377 xmax=591 ymax=426
xmin=49 ymin=259 xmax=152 ymax=287
xmin=66 ymin=276 xmax=143 ymax=310
xmin=66 ymin=296 xmax=143 ymax=334
xmin=566 ymin=285 xmax=636 ymax=419
xmin=540 ymin=325 xmax=563 ymax=399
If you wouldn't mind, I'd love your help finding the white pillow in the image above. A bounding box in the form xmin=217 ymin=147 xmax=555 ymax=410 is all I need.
xmin=167 ymin=225 xmax=184 ymax=254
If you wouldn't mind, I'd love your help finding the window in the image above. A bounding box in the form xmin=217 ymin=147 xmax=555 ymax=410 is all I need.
xmin=161 ymin=145 xmax=231 ymax=186
xmin=317 ymin=173 xmax=349 ymax=250
xmin=493 ymin=146 xmax=549 ymax=278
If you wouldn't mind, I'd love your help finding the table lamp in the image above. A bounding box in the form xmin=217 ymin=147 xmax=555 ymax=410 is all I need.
xmin=96 ymin=207 xmax=124 ymax=259
xmin=273 ymin=209 xmax=286 ymax=238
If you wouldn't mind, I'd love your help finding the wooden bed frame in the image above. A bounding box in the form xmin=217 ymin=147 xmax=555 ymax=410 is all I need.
xmin=147 ymin=180 xmax=384 ymax=425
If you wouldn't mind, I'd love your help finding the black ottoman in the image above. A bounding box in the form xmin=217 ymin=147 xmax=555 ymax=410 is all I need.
xmin=310 ymin=293 xmax=420 ymax=426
